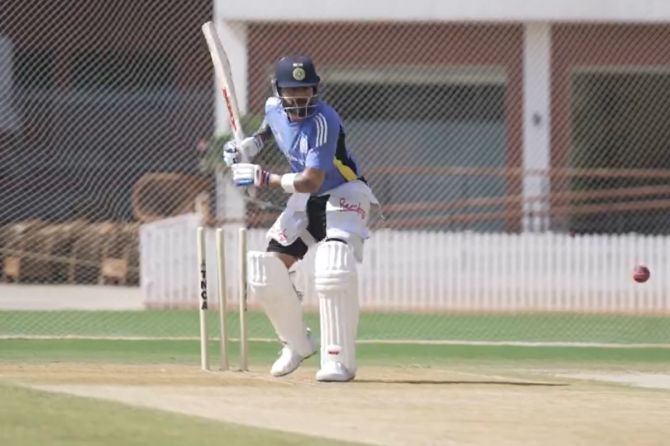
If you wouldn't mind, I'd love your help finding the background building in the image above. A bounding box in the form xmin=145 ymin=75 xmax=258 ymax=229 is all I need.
xmin=1 ymin=5 xmax=670 ymax=444
xmin=216 ymin=0 xmax=670 ymax=234
xmin=1 ymin=0 xmax=213 ymax=222
xmin=1 ymin=1 xmax=670 ymax=298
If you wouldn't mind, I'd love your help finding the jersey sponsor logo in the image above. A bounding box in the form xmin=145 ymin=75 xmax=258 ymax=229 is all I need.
xmin=338 ymin=198 xmax=366 ymax=220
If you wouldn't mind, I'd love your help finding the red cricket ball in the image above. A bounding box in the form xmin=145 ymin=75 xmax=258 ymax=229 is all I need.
xmin=633 ymin=265 xmax=650 ymax=283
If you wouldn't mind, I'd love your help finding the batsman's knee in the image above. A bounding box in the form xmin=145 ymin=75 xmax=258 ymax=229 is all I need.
xmin=324 ymin=228 xmax=364 ymax=262
xmin=248 ymin=251 xmax=293 ymax=303
xmin=314 ymin=240 xmax=357 ymax=292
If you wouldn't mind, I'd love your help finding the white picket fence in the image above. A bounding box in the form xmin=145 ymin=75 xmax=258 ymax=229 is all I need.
xmin=140 ymin=214 xmax=670 ymax=313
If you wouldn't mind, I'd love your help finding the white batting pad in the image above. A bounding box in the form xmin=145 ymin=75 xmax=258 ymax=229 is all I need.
xmin=247 ymin=251 xmax=313 ymax=356
xmin=314 ymin=240 xmax=360 ymax=374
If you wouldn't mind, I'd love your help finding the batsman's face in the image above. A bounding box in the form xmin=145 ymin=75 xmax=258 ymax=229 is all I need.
xmin=280 ymin=86 xmax=315 ymax=121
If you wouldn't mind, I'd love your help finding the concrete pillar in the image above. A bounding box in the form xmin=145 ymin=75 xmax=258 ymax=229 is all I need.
xmin=522 ymin=22 xmax=552 ymax=232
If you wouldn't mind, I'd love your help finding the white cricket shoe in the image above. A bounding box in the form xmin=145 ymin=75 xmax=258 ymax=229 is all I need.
xmin=315 ymin=362 xmax=355 ymax=382
xmin=270 ymin=332 xmax=316 ymax=377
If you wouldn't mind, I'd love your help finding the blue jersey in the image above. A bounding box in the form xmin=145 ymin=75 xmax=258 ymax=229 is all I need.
xmin=263 ymin=97 xmax=362 ymax=195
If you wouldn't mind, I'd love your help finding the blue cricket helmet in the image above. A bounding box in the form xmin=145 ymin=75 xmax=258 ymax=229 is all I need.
xmin=272 ymin=55 xmax=321 ymax=118
xmin=273 ymin=55 xmax=321 ymax=91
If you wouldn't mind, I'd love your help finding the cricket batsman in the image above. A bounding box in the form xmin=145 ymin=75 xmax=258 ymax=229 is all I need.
xmin=223 ymin=55 xmax=377 ymax=382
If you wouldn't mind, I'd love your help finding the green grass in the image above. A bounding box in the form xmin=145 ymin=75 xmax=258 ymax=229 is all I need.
xmin=1 ymin=339 xmax=669 ymax=366
xmin=2 ymin=310 xmax=670 ymax=344
xmin=2 ymin=310 xmax=669 ymax=369
xmin=2 ymin=310 xmax=668 ymax=446
xmin=0 ymin=383 xmax=360 ymax=446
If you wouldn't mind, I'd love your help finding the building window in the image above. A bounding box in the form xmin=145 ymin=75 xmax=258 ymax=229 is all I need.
xmin=321 ymin=66 xmax=507 ymax=230
xmin=571 ymin=68 xmax=670 ymax=234
xmin=72 ymin=50 xmax=175 ymax=91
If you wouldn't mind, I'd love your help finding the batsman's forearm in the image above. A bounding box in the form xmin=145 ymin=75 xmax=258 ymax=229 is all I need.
xmin=293 ymin=174 xmax=322 ymax=193
xmin=268 ymin=172 xmax=321 ymax=193
xmin=268 ymin=173 xmax=283 ymax=188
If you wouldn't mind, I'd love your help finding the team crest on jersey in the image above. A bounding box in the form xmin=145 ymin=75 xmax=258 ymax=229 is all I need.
xmin=292 ymin=67 xmax=306 ymax=81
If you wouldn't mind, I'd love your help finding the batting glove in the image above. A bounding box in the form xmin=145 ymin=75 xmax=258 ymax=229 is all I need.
xmin=222 ymin=136 xmax=263 ymax=167
xmin=223 ymin=141 xmax=241 ymax=166
xmin=231 ymin=163 xmax=270 ymax=188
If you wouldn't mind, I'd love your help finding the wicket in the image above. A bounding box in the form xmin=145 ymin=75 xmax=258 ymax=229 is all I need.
xmin=196 ymin=226 xmax=248 ymax=372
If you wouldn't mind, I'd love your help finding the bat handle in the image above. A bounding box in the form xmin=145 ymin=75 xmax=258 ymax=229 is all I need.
xmin=231 ymin=135 xmax=258 ymax=195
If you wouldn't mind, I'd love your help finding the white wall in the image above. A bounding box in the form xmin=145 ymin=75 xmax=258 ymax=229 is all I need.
xmin=522 ymin=23 xmax=552 ymax=232
xmin=216 ymin=0 xmax=670 ymax=23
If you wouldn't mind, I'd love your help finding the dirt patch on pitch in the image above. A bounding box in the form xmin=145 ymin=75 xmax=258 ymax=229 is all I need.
xmin=3 ymin=363 xmax=670 ymax=446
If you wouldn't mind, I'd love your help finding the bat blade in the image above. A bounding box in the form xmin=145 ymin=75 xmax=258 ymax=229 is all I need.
xmin=202 ymin=21 xmax=245 ymax=143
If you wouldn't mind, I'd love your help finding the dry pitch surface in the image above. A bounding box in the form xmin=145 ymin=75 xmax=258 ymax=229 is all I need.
xmin=2 ymin=363 xmax=670 ymax=446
